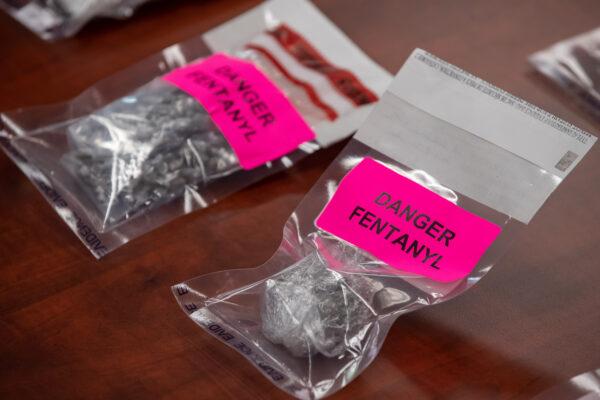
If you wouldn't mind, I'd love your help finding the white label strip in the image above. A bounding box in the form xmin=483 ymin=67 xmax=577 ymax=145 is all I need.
xmin=390 ymin=49 xmax=596 ymax=178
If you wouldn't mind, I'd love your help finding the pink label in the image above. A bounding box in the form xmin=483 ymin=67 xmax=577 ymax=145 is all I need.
xmin=163 ymin=53 xmax=315 ymax=170
xmin=316 ymin=158 xmax=502 ymax=282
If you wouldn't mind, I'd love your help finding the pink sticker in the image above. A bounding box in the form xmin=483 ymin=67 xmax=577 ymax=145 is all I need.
xmin=163 ymin=53 xmax=315 ymax=170
xmin=316 ymin=158 xmax=502 ymax=282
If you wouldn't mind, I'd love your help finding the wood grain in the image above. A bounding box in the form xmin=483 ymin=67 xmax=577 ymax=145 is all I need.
xmin=1 ymin=1 xmax=599 ymax=399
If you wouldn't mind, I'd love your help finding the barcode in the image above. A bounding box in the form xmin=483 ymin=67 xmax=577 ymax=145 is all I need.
xmin=555 ymin=151 xmax=578 ymax=172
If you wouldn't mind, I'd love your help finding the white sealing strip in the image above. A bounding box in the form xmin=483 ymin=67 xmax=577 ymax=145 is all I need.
xmin=390 ymin=49 xmax=596 ymax=178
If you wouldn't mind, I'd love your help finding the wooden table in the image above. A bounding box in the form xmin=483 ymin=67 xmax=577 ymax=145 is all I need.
xmin=1 ymin=1 xmax=599 ymax=399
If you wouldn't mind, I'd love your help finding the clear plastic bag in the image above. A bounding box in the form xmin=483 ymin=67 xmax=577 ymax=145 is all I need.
xmin=530 ymin=27 xmax=600 ymax=120
xmin=174 ymin=49 xmax=596 ymax=399
xmin=0 ymin=0 xmax=391 ymax=257
xmin=531 ymin=368 xmax=600 ymax=400
xmin=0 ymin=0 xmax=153 ymax=40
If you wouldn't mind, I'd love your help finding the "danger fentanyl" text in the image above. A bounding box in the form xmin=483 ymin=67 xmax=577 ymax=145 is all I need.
xmin=348 ymin=192 xmax=456 ymax=269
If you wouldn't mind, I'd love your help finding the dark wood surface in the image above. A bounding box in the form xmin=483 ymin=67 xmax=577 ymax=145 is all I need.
xmin=1 ymin=1 xmax=599 ymax=399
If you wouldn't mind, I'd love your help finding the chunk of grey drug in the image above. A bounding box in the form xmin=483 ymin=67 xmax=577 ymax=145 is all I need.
xmin=261 ymin=252 xmax=377 ymax=358
xmin=62 ymin=81 xmax=240 ymax=229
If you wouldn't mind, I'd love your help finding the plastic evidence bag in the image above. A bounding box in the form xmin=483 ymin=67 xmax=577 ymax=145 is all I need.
xmin=1 ymin=0 xmax=154 ymax=40
xmin=0 ymin=0 xmax=391 ymax=257
xmin=174 ymin=49 xmax=596 ymax=399
xmin=530 ymin=27 xmax=600 ymax=121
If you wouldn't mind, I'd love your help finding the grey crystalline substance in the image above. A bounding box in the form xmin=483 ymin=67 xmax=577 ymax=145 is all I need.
xmin=62 ymin=80 xmax=240 ymax=230
xmin=42 ymin=0 xmax=134 ymax=20
xmin=261 ymin=252 xmax=378 ymax=358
